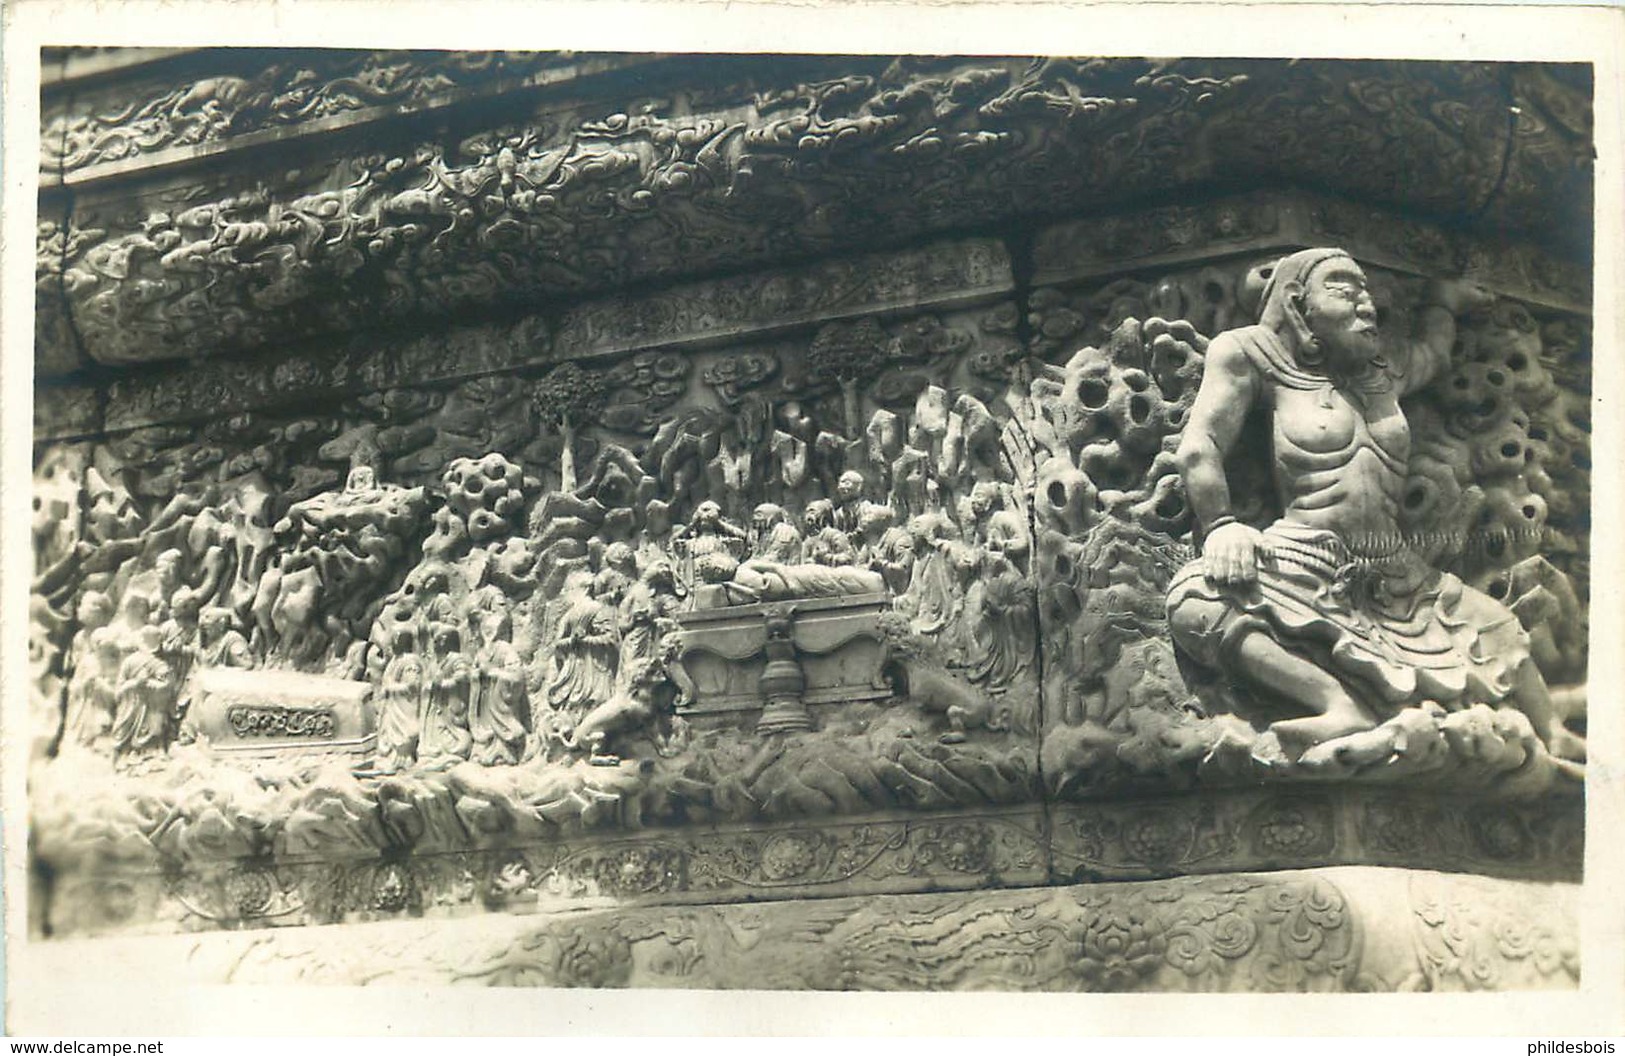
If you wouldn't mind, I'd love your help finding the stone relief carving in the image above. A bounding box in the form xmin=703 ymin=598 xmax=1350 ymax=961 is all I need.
xmin=22 ymin=46 xmax=1597 ymax=1009
xmin=38 ymin=58 xmax=1588 ymax=371
xmin=67 ymin=868 xmax=1572 ymax=993
xmin=1024 ymin=251 xmax=1588 ymax=791
xmin=29 ymin=231 xmax=1591 ymax=943
xmin=41 ymin=50 xmax=585 ymax=173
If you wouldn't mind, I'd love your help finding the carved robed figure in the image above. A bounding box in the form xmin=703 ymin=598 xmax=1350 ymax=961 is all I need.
xmin=1166 ymin=247 xmax=1583 ymax=765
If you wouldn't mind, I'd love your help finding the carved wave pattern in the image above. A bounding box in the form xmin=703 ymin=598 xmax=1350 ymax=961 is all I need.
xmin=178 ymin=870 xmax=1575 ymax=992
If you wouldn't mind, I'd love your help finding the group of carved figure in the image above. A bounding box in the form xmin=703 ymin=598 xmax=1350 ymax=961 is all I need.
xmin=41 ymin=246 xmax=1586 ymax=779
xmin=672 ymin=469 xmax=1038 ymax=696
xmin=357 ymin=455 xmax=1039 ymax=768
xmin=52 ymin=463 xmax=427 ymax=761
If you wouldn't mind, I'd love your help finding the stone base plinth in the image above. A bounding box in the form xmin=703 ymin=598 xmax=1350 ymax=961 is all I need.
xmin=19 ymin=866 xmax=1578 ymax=992
xmin=35 ymin=788 xmax=1580 ymax=940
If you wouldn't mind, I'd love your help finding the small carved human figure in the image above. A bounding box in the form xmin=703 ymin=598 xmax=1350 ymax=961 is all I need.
xmin=727 ymin=558 xmax=887 ymax=604
xmin=750 ymin=503 xmax=804 ymax=564
xmin=803 ymin=498 xmax=856 ymax=567
xmin=377 ymin=629 xmax=425 ymax=771
xmin=858 ymin=502 xmax=915 ymax=594
xmin=966 ymin=549 xmax=1036 ymax=690
xmin=149 ymin=548 xmax=187 ymax=623
xmin=972 ymin=483 xmax=1031 ymax=576
xmin=618 ymin=560 xmax=679 ymax=680
xmin=1166 ymin=247 xmax=1583 ymax=764
xmin=195 ymin=606 xmax=252 ymax=669
xmin=419 ymin=623 xmax=474 ymax=763
xmin=470 ymin=606 xmax=529 ymax=767
xmin=593 ymin=542 xmax=640 ymax=607
xmin=677 ymin=500 xmax=748 ymax=586
xmin=544 ymin=571 xmax=620 ymax=740
xmin=343 ymin=462 xmax=378 ymax=496
xmin=72 ymin=590 xmax=116 ymax=653
xmin=930 ymin=536 xmax=984 ymax=667
xmin=158 ymin=588 xmax=205 ymax=728
xmin=903 ymin=511 xmax=961 ymax=636
xmin=62 ymin=590 xmax=117 ymax=746
xmin=833 ymin=470 xmax=868 ymax=537
xmin=113 ymin=589 xmax=154 ymax=643
xmin=111 ymin=624 xmax=178 ymax=759
xmin=65 ymin=626 xmax=122 ymax=751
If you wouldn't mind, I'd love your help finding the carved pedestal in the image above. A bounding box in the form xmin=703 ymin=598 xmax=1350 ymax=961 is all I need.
xmin=673 ymin=593 xmax=892 ymax=728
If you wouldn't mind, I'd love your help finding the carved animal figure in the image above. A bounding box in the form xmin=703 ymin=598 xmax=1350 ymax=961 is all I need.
xmin=563 ymin=659 xmax=672 ymax=766
xmin=880 ymin=623 xmax=1006 ymax=744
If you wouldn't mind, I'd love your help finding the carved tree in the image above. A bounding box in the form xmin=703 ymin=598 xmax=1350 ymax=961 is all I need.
xmin=530 ymin=362 xmax=608 ymax=492
xmin=806 ymin=319 xmax=895 ymax=439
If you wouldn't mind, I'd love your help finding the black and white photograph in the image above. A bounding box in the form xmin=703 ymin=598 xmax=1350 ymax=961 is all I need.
xmin=4 ymin=0 xmax=1622 ymax=1039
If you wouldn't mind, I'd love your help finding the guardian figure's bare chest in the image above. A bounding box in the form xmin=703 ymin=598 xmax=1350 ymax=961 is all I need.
xmin=1272 ymin=381 xmax=1409 ymax=468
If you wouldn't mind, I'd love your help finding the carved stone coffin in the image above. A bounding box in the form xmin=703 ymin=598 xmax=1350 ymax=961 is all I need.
xmin=188 ymin=668 xmax=375 ymax=758
xmin=674 ymin=593 xmax=892 ymax=720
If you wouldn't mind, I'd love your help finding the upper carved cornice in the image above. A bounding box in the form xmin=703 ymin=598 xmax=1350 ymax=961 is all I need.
xmin=36 ymin=53 xmax=1592 ymax=375
xmin=39 ymin=49 xmax=674 ymax=186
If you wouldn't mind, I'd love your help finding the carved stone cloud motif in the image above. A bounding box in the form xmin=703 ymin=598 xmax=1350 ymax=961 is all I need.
xmin=28 ymin=50 xmax=1589 ymax=993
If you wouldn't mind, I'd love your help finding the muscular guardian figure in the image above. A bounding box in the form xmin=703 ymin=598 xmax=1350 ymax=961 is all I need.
xmin=1167 ymin=247 xmax=1583 ymax=764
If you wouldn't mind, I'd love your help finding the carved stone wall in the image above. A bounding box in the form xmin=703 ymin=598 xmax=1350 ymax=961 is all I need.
xmin=29 ymin=51 xmax=1591 ymax=992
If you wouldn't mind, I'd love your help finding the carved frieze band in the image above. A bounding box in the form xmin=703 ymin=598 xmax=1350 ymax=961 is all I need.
xmin=552 ymin=238 xmax=1012 ymax=360
xmin=47 ymin=807 xmax=1049 ymax=938
xmin=39 ymin=790 xmax=1578 ymax=940
xmin=1032 ymin=192 xmax=1590 ymax=313
xmin=36 ymin=57 xmax=1589 ymax=372
xmin=28 ymin=56 xmax=1595 ymax=983
xmin=40 ymin=192 xmax=1588 ymax=441
xmin=79 ymin=238 xmax=1009 ymax=437
xmin=1048 ymin=789 xmax=1582 ymax=887
xmin=40 ymin=51 xmax=661 ymax=185
xmin=31 ymin=867 xmax=1579 ymax=992
xmin=100 ymin=315 xmax=554 ymax=435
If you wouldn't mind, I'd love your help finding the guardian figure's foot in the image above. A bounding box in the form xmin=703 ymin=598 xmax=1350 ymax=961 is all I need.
xmin=1267 ymin=701 xmax=1376 ymax=762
